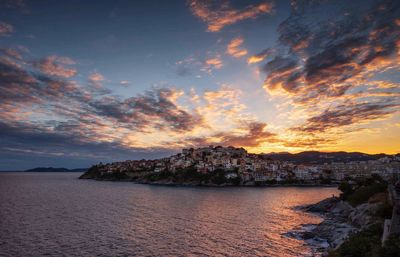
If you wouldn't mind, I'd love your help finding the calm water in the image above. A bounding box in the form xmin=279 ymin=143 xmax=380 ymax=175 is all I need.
xmin=0 ymin=173 xmax=338 ymax=257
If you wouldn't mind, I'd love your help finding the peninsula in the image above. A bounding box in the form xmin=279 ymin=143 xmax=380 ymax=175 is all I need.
xmin=79 ymin=146 xmax=400 ymax=186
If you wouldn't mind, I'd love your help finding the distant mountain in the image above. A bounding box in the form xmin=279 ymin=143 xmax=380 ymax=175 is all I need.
xmin=261 ymin=151 xmax=396 ymax=164
xmin=24 ymin=167 xmax=87 ymax=172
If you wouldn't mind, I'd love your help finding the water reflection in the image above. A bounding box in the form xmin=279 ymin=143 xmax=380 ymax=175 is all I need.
xmin=0 ymin=173 xmax=338 ymax=257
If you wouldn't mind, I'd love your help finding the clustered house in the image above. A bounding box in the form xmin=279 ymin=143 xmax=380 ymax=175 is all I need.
xmin=91 ymin=146 xmax=400 ymax=185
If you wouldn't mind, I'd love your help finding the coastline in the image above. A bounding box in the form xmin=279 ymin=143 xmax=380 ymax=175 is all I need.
xmin=80 ymin=176 xmax=338 ymax=188
xmin=81 ymin=172 xmax=400 ymax=255
xmin=294 ymin=188 xmax=392 ymax=256
xmin=293 ymin=197 xmax=355 ymax=255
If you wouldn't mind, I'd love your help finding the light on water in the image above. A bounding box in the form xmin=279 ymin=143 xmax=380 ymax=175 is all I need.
xmin=0 ymin=173 xmax=339 ymax=257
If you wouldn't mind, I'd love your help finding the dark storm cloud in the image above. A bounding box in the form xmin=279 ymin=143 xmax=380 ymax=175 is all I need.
xmin=263 ymin=0 xmax=400 ymax=102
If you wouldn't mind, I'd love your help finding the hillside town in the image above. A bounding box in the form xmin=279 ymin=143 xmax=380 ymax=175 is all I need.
xmin=84 ymin=146 xmax=400 ymax=185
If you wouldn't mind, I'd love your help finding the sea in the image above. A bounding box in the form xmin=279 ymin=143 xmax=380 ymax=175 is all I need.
xmin=0 ymin=172 xmax=339 ymax=257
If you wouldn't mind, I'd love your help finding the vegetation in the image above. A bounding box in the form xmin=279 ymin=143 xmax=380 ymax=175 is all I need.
xmin=145 ymin=170 xmax=174 ymax=182
xmin=381 ymin=235 xmax=400 ymax=257
xmin=373 ymin=199 xmax=393 ymax=219
xmin=328 ymin=223 xmax=383 ymax=257
xmin=338 ymin=176 xmax=387 ymax=207
xmin=331 ymin=175 xmax=400 ymax=257
xmin=328 ymin=223 xmax=400 ymax=257
xmin=143 ymin=166 xmax=240 ymax=185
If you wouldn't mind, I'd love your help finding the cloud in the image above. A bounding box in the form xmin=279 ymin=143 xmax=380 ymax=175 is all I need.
xmin=291 ymin=101 xmax=400 ymax=134
xmin=226 ymin=36 xmax=248 ymax=58
xmin=119 ymin=80 xmax=130 ymax=86
xmin=0 ymin=46 xmax=28 ymax=60
xmin=33 ymin=55 xmax=77 ymax=78
xmin=246 ymin=0 xmax=400 ymax=150
xmin=216 ymin=122 xmax=276 ymax=147
xmin=248 ymin=48 xmax=274 ymax=64
xmin=202 ymin=55 xmax=223 ymax=74
xmin=0 ymin=21 xmax=13 ymax=36
xmin=0 ymin=48 xmax=215 ymax=168
xmin=185 ymin=122 xmax=276 ymax=148
xmin=175 ymin=56 xmax=200 ymax=76
xmin=90 ymin=88 xmax=204 ymax=132
xmin=89 ymin=72 xmax=104 ymax=82
xmin=282 ymin=137 xmax=336 ymax=148
xmin=176 ymin=55 xmax=224 ymax=76
xmin=0 ymin=49 xmax=204 ymax=136
xmin=0 ymin=120 xmax=175 ymax=170
xmin=189 ymin=0 xmax=273 ymax=32
xmin=88 ymin=72 xmax=104 ymax=88
xmin=260 ymin=0 xmax=400 ymax=103
xmin=0 ymin=0 xmax=27 ymax=10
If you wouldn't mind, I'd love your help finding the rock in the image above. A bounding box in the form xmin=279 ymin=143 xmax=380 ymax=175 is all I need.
xmin=298 ymin=197 xmax=363 ymax=252
xmin=304 ymin=197 xmax=340 ymax=213
xmin=328 ymin=201 xmax=353 ymax=222
xmin=348 ymin=203 xmax=379 ymax=228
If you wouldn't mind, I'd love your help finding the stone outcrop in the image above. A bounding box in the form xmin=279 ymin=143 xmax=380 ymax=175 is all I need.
xmin=299 ymin=197 xmax=382 ymax=252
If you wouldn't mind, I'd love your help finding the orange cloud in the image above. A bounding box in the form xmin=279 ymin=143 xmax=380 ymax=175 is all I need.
xmin=248 ymin=55 xmax=265 ymax=64
xmin=189 ymin=0 xmax=273 ymax=32
xmin=291 ymin=101 xmax=400 ymax=134
xmin=34 ymin=55 xmax=77 ymax=78
xmin=226 ymin=37 xmax=248 ymax=58
xmin=247 ymin=48 xmax=274 ymax=64
xmin=89 ymin=72 xmax=104 ymax=82
xmin=184 ymin=122 xmax=276 ymax=148
xmin=88 ymin=72 xmax=104 ymax=88
xmin=202 ymin=55 xmax=223 ymax=73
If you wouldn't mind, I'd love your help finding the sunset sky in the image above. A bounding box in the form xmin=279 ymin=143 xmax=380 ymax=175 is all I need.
xmin=1 ymin=0 xmax=399 ymax=169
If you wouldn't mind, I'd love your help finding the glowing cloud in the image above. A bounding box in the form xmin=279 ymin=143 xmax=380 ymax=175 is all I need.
xmin=202 ymin=55 xmax=223 ymax=73
xmin=248 ymin=48 xmax=273 ymax=64
xmin=226 ymin=37 xmax=248 ymax=58
xmin=189 ymin=0 xmax=273 ymax=32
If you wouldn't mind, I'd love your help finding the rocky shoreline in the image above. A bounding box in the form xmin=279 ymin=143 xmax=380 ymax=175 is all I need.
xmin=294 ymin=196 xmax=383 ymax=255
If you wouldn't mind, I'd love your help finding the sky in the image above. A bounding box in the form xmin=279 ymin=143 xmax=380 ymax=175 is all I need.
xmin=0 ymin=0 xmax=399 ymax=170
